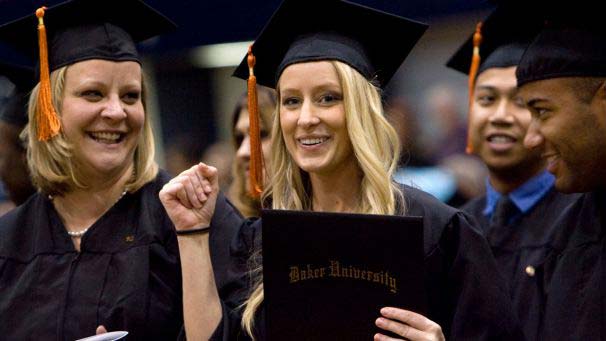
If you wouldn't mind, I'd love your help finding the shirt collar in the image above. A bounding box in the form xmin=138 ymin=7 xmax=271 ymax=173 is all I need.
xmin=483 ymin=170 xmax=555 ymax=216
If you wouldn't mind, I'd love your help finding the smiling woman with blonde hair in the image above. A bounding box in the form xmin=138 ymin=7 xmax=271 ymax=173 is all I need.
xmin=25 ymin=65 xmax=157 ymax=197
xmin=160 ymin=0 xmax=523 ymax=340
xmin=267 ymin=60 xmax=401 ymax=216
xmin=0 ymin=1 xmax=185 ymax=339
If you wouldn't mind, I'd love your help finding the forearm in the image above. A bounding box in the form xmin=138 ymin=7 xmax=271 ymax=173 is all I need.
xmin=178 ymin=234 xmax=223 ymax=341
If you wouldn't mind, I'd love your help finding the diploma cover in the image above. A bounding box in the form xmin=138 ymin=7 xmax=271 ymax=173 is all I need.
xmin=262 ymin=209 xmax=426 ymax=340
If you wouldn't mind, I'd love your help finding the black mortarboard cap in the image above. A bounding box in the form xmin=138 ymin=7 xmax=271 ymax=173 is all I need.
xmin=516 ymin=7 xmax=606 ymax=86
xmin=0 ymin=0 xmax=176 ymax=72
xmin=446 ymin=1 xmax=543 ymax=76
xmin=0 ymin=59 xmax=35 ymax=126
xmin=0 ymin=0 xmax=175 ymax=141
xmin=232 ymin=0 xmax=427 ymax=89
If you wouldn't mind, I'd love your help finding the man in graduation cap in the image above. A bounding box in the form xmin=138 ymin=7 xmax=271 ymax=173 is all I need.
xmin=0 ymin=61 xmax=36 ymax=207
xmin=513 ymin=7 xmax=606 ymax=340
xmin=448 ymin=4 xmax=581 ymax=340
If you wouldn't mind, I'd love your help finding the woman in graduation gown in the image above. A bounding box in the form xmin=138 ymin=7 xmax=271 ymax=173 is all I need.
xmin=0 ymin=0 xmax=242 ymax=339
xmin=228 ymin=86 xmax=276 ymax=218
xmin=160 ymin=0 xmax=523 ymax=340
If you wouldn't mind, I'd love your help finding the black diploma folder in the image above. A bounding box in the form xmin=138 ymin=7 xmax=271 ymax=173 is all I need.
xmin=262 ymin=209 xmax=426 ymax=340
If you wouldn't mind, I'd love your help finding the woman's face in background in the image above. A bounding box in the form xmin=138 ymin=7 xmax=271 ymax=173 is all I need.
xmin=234 ymin=109 xmax=271 ymax=191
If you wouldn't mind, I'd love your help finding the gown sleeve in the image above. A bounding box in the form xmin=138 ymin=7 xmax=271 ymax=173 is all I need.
xmin=209 ymin=192 xmax=245 ymax=291
xmin=433 ymin=211 xmax=524 ymax=340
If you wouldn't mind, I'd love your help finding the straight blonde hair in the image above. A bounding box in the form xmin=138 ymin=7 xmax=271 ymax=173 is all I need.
xmin=23 ymin=64 xmax=158 ymax=196
xmin=242 ymin=60 xmax=405 ymax=337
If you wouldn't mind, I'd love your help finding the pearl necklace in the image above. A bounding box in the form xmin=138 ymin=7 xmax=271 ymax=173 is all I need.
xmin=50 ymin=189 xmax=128 ymax=238
xmin=67 ymin=228 xmax=90 ymax=238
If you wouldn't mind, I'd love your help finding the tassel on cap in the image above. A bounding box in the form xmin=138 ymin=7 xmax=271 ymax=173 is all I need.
xmin=466 ymin=22 xmax=482 ymax=154
xmin=247 ymin=45 xmax=263 ymax=198
xmin=35 ymin=7 xmax=61 ymax=141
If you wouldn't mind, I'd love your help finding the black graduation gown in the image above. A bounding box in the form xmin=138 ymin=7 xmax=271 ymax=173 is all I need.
xmin=209 ymin=188 xmax=245 ymax=293
xmin=208 ymin=185 xmax=523 ymax=340
xmin=0 ymin=169 xmax=241 ymax=341
xmin=0 ymin=171 xmax=182 ymax=340
xmin=538 ymin=191 xmax=606 ymax=341
xmin=462 ymin=188 xmax=581 ymax=341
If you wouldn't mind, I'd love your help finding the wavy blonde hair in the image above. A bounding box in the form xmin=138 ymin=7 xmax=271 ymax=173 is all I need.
xmin=241 ymin=60 xmax=404 ymax=337
xmin=23 ymin=64 xmax=158 ymax=196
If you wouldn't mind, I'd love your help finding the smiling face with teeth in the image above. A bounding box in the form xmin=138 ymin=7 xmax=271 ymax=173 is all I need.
xmin=278 ymin=61 xmax=356 ymax=178
xmin=469 ymin=66 xmax=545 ymax=182
xmin=520 ymin=77 xmax=606 ymax=192
xmin=60 ymin=59 xmax=144 ymax=180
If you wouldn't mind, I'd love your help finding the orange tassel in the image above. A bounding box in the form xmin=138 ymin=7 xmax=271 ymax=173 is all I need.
xmin=247 ymin=45 xmax=263 ymax=198
xmin=35 ymin=7 xmax=61 ymax=141
xmin=466 ymin=22 xmax=482 ymax=154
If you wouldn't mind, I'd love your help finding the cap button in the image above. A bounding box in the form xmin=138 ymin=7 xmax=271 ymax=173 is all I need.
xmin=525 ymin=265 xmax=536 ymax=277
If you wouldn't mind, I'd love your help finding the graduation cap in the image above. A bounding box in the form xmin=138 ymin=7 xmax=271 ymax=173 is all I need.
xmin=0 ymin=0 xmax=175 ymax=141
xmin=231 ymin=0 xmax=427 ymax=199
xmin=446 ymin=3 xmax=544 ymax=76
xmin=445 ymin=1 xmax=543 ymax=153
xmin=0 ymin=60 xmax=35 ymax=127
xmin=233 ymin=0 xmax=427 ymax=89
xmin=516 ymin=7 xmax=606 ymax=86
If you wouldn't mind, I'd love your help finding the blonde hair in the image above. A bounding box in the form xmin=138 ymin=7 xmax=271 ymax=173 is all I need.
xmin=242 ymin=60 xmax=404 ymax=336
xmin=23 ymin=64 xmax=158 ymax=196
xmin=228 ymin=86 xmax=276 ymax=217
